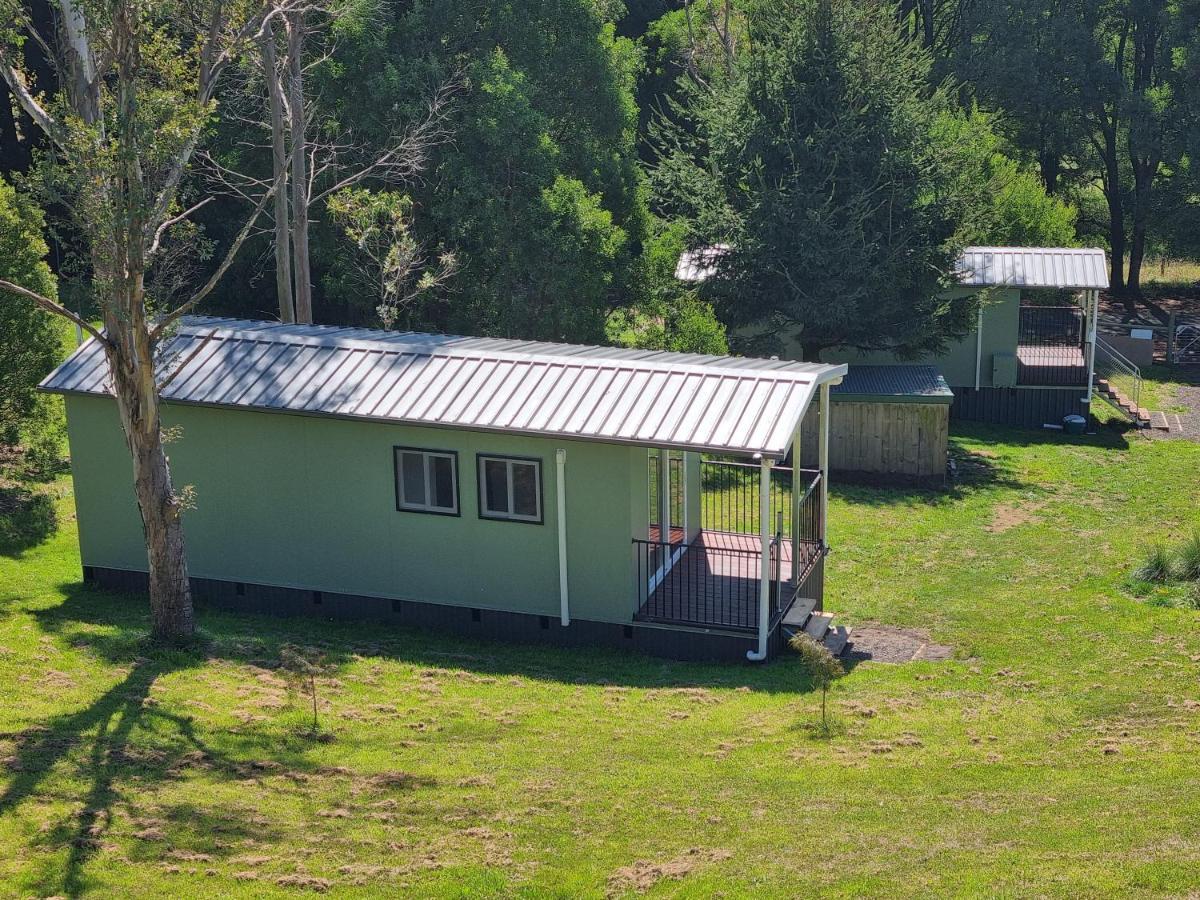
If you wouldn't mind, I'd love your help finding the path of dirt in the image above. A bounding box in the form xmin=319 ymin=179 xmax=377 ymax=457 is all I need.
xmin=840 ymin=625 xmax=954 ymax=664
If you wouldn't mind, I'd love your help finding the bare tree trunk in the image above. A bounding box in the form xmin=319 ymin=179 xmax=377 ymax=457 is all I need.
xmin=104 ymin=308 xmax=194 ymax=640
xmin=262 ymin=21 xmax=295 ymax=323
xmin=286 ymin=11 xmax=313 ymax=323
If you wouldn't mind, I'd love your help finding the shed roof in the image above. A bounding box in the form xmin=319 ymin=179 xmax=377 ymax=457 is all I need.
xmin=955 ymin=247 xmax=1108 ymax=290
xmin=831 ymin=366 xmax=954 ymax=404
xmin=41 ymin=317 xmax=845 ymax=458
xmin=675 ymin=245 xmax=1109 ymax=290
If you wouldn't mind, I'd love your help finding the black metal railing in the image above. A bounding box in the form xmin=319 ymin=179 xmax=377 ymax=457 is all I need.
xmin=632 ymin=536 xmax=772 ymax=630
xmin=1019 ymin=306 xmax=1084 ymax=346
xmin=1017 ymin=306 xmax=1090 ymax=386
xmin=699 ymin=459 xmax=821 ymax=539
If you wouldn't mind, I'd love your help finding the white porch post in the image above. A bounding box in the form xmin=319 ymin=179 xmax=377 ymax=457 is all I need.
xmin=556 ymin=449 xmax=569 ymax=626
xmin=659 ymin=448 xmax=671 ymax=544
xmin=818 ymin=382 xmax=831 ymax=550
xmin=1085 ymin=289 xmax=1099 ymax=403
xmin=747 ymin=456 xmax=774 ymax=662
xmin=790 ymin=419 xmax=802 ymax=578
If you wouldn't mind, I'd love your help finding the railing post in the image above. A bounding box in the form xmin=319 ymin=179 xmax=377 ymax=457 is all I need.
xmin=1085 ymin=289 xmax=1099 ymax=403
xmin=818 ymin=382 xmax=831 ymax=552
xmin=658 ymin=448 xmax=670 ymax=545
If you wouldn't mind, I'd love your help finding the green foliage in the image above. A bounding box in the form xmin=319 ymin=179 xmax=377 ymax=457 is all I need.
xmin=293 ymin=1 xmax=646 ymax=341
xmin=1134 ymin=542 xmax=1174 ymax=583
xmin=607 ymin=218 xmax=728 ymax=354
xmin=650 ymin=0 xmax=993 ymax=360
xmin=0 ymin=176 xmax=62 ymax=445
xmin=789 ymin=631 xmax=844 ymax=734
xmin=1171 ymin=530 xmax=1200 ymax=582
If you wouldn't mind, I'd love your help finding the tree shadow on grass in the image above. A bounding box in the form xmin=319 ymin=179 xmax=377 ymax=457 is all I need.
xmin=6 ymin=584 xmax=343 ymax=897
xmin=0 ymin=483 xmax=57 ymax=558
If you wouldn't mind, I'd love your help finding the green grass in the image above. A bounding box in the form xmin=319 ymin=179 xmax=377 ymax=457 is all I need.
xmin=1136 ymin=257 xmax=1200 ymax=286
xmin=3 ymin=426 xmax=1200 ymax=897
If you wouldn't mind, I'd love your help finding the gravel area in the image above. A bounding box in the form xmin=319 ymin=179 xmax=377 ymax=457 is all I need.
xmin=1146 ymin=374 xmax=1200 ymax=442
xmin=841 ymin=625 xmax=954 ymax=664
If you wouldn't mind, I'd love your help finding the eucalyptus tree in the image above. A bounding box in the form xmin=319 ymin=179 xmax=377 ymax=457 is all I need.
xmin=0 ymin=0 xmax=301 ymax=639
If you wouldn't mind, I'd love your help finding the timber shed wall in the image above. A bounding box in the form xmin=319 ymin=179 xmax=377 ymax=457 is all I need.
xmin=801 ymin=399 xmax=949 ymax=487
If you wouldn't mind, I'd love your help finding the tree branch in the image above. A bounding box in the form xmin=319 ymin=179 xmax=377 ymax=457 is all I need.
xmin=147 ymin=196 xmax=215 ymax=259
xmin=151 ymin=178 xmax=280 ymax=339
xmin=0 ymin=279 xmax=110 ymax=347
xmin=0 ymin=52 xmax=60 ymax=139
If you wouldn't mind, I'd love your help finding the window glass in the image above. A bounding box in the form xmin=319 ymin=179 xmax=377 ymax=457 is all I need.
xmin=395 ymin=448 xmax=457 ymax=514
xmin=512 ymin=462 xmax=539 ymax=518
xmin=484 ymin=459 xmax=510 ymax=513
xmin=431 ymin=455 xmax=455 ymax=509
xmin=401 ymin=452 xmax=426 ymax=506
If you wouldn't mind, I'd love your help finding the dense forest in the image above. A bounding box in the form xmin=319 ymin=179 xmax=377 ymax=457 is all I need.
xmin=4 ymin=0 xmax=1200 ymax=438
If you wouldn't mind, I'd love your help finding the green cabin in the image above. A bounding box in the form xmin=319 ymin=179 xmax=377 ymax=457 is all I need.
xmin=42 ymin=318 xmax=848 ymax=662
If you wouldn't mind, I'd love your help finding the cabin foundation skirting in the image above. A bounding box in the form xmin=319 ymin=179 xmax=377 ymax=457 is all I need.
xmin=950 ymin=387 xmax=1090 ymax=429
xmin=81 ymin=566 xmax=786 ymax=664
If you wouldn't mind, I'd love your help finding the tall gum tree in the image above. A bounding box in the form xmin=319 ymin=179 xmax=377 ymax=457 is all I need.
xmin=0 ymin=0 xmax=299 ymax=639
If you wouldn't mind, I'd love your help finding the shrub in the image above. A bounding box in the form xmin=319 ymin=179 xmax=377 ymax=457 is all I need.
xmin=1172 ymin=530 xmax=1200 ymax=582
xmin=790 ymin=632 xmax=845 ymax=735
xmin=1133 ymin=543 xmax=1173 ymax=583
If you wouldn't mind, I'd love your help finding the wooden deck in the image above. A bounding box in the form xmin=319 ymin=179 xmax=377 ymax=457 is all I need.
xmin=635 ymin=531 xmax=800 ymax=631
xmin=1016 ymin=344 xmax=1088 ymax=386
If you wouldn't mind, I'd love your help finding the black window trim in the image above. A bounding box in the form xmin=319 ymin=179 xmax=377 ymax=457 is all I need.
xmin=476 ymin=453 xmax=545 ymax=525
xmin=394 ymin=446 xmax=461 ymax=517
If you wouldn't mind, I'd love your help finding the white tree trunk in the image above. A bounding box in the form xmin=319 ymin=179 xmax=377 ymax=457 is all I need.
xmin=286 ymin=11 xmax=313 ymax=324
xmin=262 ymin=21 xmax=295 ymax=323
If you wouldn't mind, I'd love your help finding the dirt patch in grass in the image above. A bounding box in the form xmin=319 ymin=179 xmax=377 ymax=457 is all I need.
xmin=986 ymin=500 xmax=1045 ymax=533
xmin=843 ymin=625 xmax=954 ymax=664
xmin=607 ymin=848 xmax=732 ymax=896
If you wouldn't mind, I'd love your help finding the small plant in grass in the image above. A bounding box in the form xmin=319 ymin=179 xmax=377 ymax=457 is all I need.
xmin=1172 ymin=530 xmax=1200 ymax=582
xmin=790 ymin=632 xmax=845 ymax=736
xmin=279 ymin=643 xmax=332 ymax=740
xmin=1133 ymin=542 xmax=1174 ymax=583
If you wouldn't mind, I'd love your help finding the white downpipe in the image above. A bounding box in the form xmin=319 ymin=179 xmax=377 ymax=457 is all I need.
xmin=974 ymin=305 xmax=984 ymax=390
xmin=747 ymin=457 xmax=774 ymax=662
xmin=1085 ymin=289 xmax=1098 ymax=403
xmin=818 ymin=383 xmax=831 ymax=550
xmin=556 ymin=449 xmax=569 ymax=626
xmin=790 ymin=422 xmax=802 ymax=577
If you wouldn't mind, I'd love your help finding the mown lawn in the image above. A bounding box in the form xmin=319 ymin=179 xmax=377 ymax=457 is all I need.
xmin=2 ymin=425 xmax=1200 ymax=898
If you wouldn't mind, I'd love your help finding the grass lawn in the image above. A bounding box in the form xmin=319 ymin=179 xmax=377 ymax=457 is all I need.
xmin=2 ymin=425 xmax=1200 ymax=897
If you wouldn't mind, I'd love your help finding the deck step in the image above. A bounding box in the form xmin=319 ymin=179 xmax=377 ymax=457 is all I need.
xmin=783 ymin=596 xmax=817 ymax=628
xmin=823 ymin=625 xmax=851 ymax=658
xmin=804 ymin=611 xmax=833 ymax=641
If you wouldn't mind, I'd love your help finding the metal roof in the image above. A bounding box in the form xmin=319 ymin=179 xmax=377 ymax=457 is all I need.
xmin=831 ymin=366 xmax=954 ymax=404
xmin=42 ymin=317 xmax=846 ymax=458
xmin=676 ymin=245 xmax=1109 ymax=290
xmin=955 ymin=247 xmax=1108 ymax=289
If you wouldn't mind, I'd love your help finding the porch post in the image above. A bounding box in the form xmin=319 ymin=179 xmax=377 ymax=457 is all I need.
xmin=747 ymin=456 xmax=774 ymax=662
xmin=790 ymin=418 xmax=802 ymax=578
xmin=1084 ymin=289 xmax=1098 ymax=403
xmin=818 ymin=382 xmax=831 ymax=550
xmin=658 ymin=448 xmax=671 ymax=544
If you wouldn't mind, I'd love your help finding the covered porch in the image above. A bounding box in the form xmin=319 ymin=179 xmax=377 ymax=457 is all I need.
xmin=629 ymin=381 xmax=837 ymax=654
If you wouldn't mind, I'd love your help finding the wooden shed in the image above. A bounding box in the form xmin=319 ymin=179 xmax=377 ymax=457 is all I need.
xmin=800 ymin=366 xmax=953 ymax=487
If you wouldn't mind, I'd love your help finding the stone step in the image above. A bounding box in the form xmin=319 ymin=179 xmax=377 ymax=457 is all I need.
xmin=804 ymin=611 xmax=833 ymax=642
xmin=1150 ymin=410 xmax=1170 ymax=431
xmin=823 ymin=625 xmax=851 ymax=658
xmin=783 ymin=595 xmax=817 ymax=629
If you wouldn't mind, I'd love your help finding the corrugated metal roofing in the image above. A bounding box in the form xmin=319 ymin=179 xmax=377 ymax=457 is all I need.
xmin=41 ymin=317 xmax=846 ymax=458
xmin=676 ymin=245 xmax=1109 ymax=290
xmin=954 ymin=247 xmax=1108 ymax=289
xmin=831 ymin=366 xmax=954 ymax=403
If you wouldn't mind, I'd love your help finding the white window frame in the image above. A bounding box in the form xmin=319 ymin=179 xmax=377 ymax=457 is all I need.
xmin=477 ymin=454 xmax=543 ymax=524
xmin=394 ymin=447 xmax=459 ymax=516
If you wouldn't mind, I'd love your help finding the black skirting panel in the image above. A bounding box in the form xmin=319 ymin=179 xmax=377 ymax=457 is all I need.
xmin=951 ymin=387 xmax=1090 ymax=428
xmin=81 ymin=566 xmax=776 ymax=664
